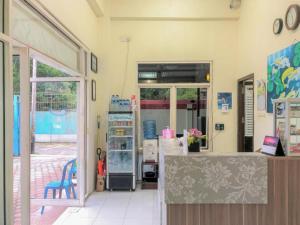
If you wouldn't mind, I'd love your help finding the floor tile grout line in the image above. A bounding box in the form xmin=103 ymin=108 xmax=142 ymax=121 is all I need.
xmin=122 ymin=192 xmax=134 ymax=225
xmin=91 ymin=195 xmax=109 ymax=225
xmin=90 ymin=200 xmax=105 ymax=225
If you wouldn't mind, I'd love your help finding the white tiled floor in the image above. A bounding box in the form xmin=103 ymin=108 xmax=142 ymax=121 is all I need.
xmin=53 ymin=187 xmax=160 ymax=225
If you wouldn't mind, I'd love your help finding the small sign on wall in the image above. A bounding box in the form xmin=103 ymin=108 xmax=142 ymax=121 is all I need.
xmin=217 ymin=92 xmax=232 ymax=111
xmin=256 ymin=79 xmax=266 ymax=112
xmin=221 ymin=104 xmax=229 ymax=113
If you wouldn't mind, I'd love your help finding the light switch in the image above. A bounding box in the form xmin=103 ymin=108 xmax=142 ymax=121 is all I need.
xmin=215 ymin=123 xmax=225 ymax=131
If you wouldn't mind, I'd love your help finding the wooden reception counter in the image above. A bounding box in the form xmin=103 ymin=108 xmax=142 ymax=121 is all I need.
xmin=158 ymin=138 xmax=300 ymax=225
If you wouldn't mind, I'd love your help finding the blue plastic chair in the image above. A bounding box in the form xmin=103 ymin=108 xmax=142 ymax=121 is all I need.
xmin=41 ymin=159 xmax=77 ymax=214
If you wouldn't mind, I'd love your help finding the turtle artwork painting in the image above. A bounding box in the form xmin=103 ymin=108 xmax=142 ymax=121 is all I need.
xmin=267 ymin=42 xmax=300 ymax=113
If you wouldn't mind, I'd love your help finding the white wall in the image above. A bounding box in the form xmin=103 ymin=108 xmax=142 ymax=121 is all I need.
xmin=110 ymin=0 xmax=240 ymax=19
xmin=237 ymin=0 xmax=300 ymax=150
xmin=97 ymin=0 xmax=240 ymax=152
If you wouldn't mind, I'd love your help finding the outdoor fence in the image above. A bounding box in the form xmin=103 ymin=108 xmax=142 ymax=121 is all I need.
xmin=13 ymin=93 xmax=78 ymax=156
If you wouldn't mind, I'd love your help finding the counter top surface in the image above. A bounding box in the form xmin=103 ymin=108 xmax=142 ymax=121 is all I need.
xmin=160 ymin=138 xmax=266 ymax=157
xmin=159 ymin=138 xmax=268 ymax=205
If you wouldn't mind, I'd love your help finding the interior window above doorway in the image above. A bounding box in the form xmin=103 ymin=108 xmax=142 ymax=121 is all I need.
xmin=12 ymin=1 xmax=80 ymax=72
xmin=30 ymin=59 xmax=73 ymax=78
xmin=138 ymin=63 xmax=211 ymax=84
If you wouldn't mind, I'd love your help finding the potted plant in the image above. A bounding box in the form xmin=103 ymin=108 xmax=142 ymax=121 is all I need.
xmin=187 ymin=128 xmax=206 ymax=152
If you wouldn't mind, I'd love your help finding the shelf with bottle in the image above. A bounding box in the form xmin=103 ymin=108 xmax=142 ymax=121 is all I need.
xmin=109 ymin=120 xmax=133 ymax=127
xmin=109 ymin=135 xmax=133 ymax=138
xmin=109 ymin=138 xmax=133 ymax=150
xmin=110 ymin=126 xmax=133 ymax=128
xmin=109 ymin=95 xmax=132 ymax=112
xmin=109 ymin=149 xmax=133 ymax=152
xmin=109 ymin=127 xmax=133 ymax=137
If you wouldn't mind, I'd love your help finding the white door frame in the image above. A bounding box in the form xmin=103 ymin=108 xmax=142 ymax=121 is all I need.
xmin=9 ymin=0 xmax=90 ymax=223
xmin=137 ymin=61 xmax=213 ymax=151
xmin=28 ymin=57 xmax=86 ymax=205
xmin=14 ymin=45 xmax=86 ymax=225
xmin=1 ymin=0 xmax=13 ymax=224
xmin=15 ymin=46 xmax=31 ymax=225
xmin=0 ymin=37 xmax=13 ymax=225
xmin=28 ymin=79 xmax=85 ymax=205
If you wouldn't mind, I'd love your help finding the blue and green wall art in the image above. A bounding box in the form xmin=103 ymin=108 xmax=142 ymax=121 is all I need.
xmin=267 ymin=42 xmax=300 ymax=113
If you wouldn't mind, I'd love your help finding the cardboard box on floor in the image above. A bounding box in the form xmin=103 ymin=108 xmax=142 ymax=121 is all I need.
xmin=96 ymin=175 xmax=105 ymax=192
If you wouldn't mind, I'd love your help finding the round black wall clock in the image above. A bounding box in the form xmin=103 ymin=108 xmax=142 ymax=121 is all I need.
xmin=285 ymin=4 xmax=300 ymax=30
xmin=273 ymin=18 xmax=283 ymax=35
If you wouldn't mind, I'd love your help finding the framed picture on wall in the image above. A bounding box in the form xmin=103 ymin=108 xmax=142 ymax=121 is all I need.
xmin=256 ymin=79 xmax=266 ymax=112
xmin=217 ymin=92 xmax=232 ymax=110
xmin=92 ymin=80 xmax=96 ymax=101
xmin=91 ymin=53 xmax=98 ymax=73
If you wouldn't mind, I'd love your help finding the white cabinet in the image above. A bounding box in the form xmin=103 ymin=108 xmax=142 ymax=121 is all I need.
xmin=143 ymin=139 xmax=158 ymax=162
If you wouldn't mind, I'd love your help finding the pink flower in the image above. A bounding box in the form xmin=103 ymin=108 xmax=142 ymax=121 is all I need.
xmin=188 ymin=128 xmax=203 ymax=138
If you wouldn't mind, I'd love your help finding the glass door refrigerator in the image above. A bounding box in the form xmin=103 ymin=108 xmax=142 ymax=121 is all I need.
xmin=107 ymin=112 xmax=136 ymax=191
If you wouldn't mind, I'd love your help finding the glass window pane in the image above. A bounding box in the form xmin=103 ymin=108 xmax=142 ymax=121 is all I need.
xmin=30 ymin=59 xmax=72 ymax=78
xmin=30 ymin=81 xmax=79 ymax=223
xmin=13 ymin=54 xmax=21 ymax=224
xmin=138 ymin=63 xmax=210 ymax=83
xmin=0 ymin=0 xmax=3 ymax=32
xmin=176 ymin=88 xmax=208 ymax=148
xmin=140 ymin=88 xmax=170 ymax=143
xmin=12 ymin=2 xmax=80 ymax=72
xmin=108 ymin=151 xmax=133 ymax=173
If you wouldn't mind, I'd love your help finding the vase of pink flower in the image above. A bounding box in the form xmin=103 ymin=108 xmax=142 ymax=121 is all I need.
xmin=187 ymin=128 xmax=206 ymax=152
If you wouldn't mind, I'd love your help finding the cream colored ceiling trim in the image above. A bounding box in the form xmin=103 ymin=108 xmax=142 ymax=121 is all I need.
xmin=87 ymin=0 xmax=104 ymax=17
xmin=110 ymin=16 xmax=239 ymax=22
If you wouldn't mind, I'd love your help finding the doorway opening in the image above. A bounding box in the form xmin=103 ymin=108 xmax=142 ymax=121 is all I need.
xmin=176 ymin=88 xmax=208 ymax=148
xmin=12 ymin=48 xmax=85 ymax=225
xmin=237 ymin=74 xmax=254 ymax=152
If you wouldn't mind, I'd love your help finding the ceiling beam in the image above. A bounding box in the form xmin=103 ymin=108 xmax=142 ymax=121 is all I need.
xmin=87 ymin=0 xmax=104 ymax=17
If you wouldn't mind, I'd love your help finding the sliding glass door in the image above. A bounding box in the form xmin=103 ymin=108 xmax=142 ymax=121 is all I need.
xmin=0 ymin=0 xmax=4 ymax=221
xmin=30 ymin=79 xmax=82 ymax=224
xmin=12 ymin=48 xmax=86 ymax=224
xmin=1 ymin=0 xmax=11 ymax=222
xmin=0 ymin=40 xmax=5 ymax=225
xmin=28 ymin=58 xmax=85 ymax=225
